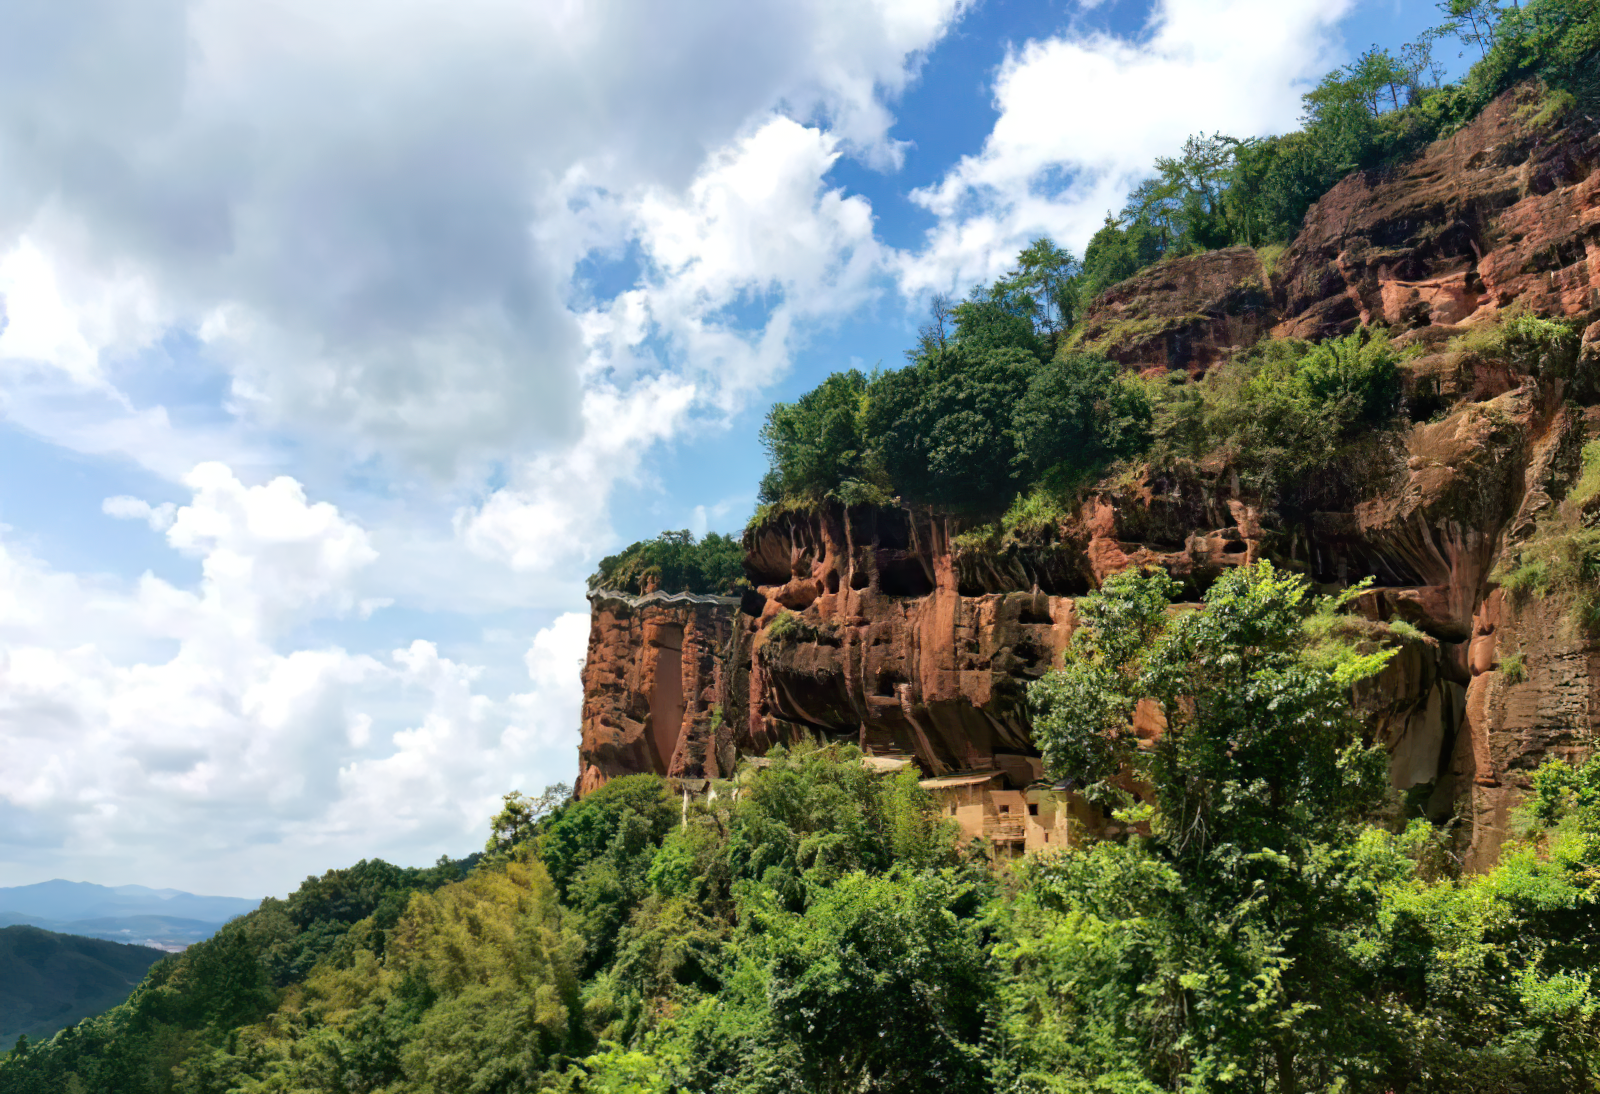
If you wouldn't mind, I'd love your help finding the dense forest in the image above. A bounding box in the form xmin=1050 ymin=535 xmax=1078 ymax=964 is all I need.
xmin=2 ymin=564 xmax=1598 ymax=1092
xmin=0 ymin=928 xmax=166 ymax=1052
xmin=6 ymin=2 xmax=1600 ymax=1092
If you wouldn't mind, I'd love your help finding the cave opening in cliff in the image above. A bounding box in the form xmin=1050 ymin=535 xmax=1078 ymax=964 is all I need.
xmin=648 ymin=624 xmax=686 ymax=774
xmin=1017 ymin=600 xmax=1052 ymax=625
xmin=877 ymin=555 xmax=934 ymax=597
xmin=874 ymin=670 xmax=905 ymax=697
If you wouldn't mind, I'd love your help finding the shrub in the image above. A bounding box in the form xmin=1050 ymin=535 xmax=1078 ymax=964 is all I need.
xmin=1453 ymin=312 xmax=1581 ymax=379
xmin=589 ymin=530 xmax=746 ymax=597
xmin=1012 ymin=353 xmax=1153 ymax=481
xmin=1501 ymin=650 xmax=1528 ymax=683
xmin=1147 ymin=327 xmax=1404 ymax=507
xmin=1493 ymin=440 xmax=1600 ymax=634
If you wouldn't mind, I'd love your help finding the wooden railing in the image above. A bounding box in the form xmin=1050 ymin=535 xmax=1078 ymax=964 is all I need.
xmin=984 ymin=818 xmax=1025 ymax=842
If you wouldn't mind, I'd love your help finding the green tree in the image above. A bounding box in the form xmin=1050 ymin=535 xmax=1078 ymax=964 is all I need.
xmin=1012 ymin=353 xmax=1153 ymax=482
xmin=1022 ymin=563 xmax=1397 ymax=1091
xmin=1027 ymin=566 xmax=1179 ymax=792
xmin=865 ymin=343 xmax=1039 ymax=510
xmin=760 ymin=869 xmax=991 ymax=1093
xmin=537 ymin=776 xmax=678 ymax=973
xmin=757 ymin=369 xmax=881 ymax=505
xmin=589 ymin=530 xmax=747 ymax=597
xmin=993 ymin=237 xmax=1083 ymax=338
xmin=487 ymin=783 xmax=575 ymax=856
xmin=1077 ymin=214 xmax=1165 ymax=311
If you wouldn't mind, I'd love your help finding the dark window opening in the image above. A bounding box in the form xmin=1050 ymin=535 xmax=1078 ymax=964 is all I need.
xmin=877 ymin=555 xmax=933 ymax=598
xmin=1028 ymin=803 xmax=1039 ymax=816
xmin=1017 ymin=602 xmax=1053 ymax=625
xmin=874 ymin=511 xmax=911 ymax=550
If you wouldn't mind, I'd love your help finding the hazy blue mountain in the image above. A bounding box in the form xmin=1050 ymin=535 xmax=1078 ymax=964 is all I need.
xmin=0 ymin=880 xmax=258 ymax=924
xmin=0 ymin=925 xmax=166 ymax=1050
xmin=0 ymin=910 xmax=227 ymax=951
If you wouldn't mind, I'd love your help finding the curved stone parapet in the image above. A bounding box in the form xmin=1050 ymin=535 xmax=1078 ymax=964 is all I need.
xmin=587 ymin=588 xmax=743 ymax=609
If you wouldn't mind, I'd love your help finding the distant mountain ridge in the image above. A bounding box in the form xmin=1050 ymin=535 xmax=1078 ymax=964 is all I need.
xmin=0 ymin=911 xmax=226 ymax=951
xmin=0 ymin=880 xmax=259 ymax=925
xmin=0 ymin=881 xmax=261 ymax=951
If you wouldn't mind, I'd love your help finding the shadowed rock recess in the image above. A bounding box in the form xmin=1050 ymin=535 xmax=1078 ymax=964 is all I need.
xmin=579 ymin=83 xmax=1600 ymax=869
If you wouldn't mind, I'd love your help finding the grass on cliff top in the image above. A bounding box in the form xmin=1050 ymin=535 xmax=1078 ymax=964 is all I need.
xmin=1135 ymin=326 xmax=1410 ymax=511
xmin=1255 ymin=242 xmax=1287 ymax=284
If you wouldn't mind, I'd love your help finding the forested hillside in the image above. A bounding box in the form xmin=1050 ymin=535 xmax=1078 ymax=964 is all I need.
xmin=2 ymin=566 xmax=1597 ymax=1091
xmin=0 ymin=927 xmax=165 ymax=1052
xmin=5 ymin=2 xmax=1599 ymax=1092
xmin=748 ymin=0 xmax=1598 ymax=529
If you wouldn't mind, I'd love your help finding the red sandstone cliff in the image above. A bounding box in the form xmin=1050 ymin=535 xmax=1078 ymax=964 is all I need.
xmin=576 ymin=82 xmax=1600 ymax=868
xmin=577 ymin=590 xmax=742 ymax=796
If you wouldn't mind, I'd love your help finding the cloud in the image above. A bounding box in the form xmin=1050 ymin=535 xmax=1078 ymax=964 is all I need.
xmin=456 ymin=113 xmax=893 ymax=573
xmin=0 ymin=0 xmax=966 ymax=477
xmin=0 ymin=464 xmax=589 ymax=896
xmin=103 ymin=495 xmax=178 ymax=531
xmin=0 ymin=0 xmax=1377 ymax=898
xmin=898 ymin=0 xmax=1354 ymax=294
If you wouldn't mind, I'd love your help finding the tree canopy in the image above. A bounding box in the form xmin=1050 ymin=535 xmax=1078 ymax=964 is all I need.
xmin=589 ymin=530 xmax=747 ymax=597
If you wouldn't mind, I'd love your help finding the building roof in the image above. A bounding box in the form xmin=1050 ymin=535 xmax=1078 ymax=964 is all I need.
xmin=918 ymin=770 xmax=1004 ymax=790
xmin=861 ymin=755 xmax=914 ymax=774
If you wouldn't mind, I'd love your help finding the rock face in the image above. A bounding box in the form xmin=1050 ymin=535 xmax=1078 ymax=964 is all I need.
xmin=574 ymin=83 xmax=1600 ymax=869
xmin=1070 ymin=245 xmax=1273 ymax=377
xmin=1276 ymin=82 xmax=1600 ymax=343
xmin=1078 ymin=82 xmax=1600 ymax=373
xmin=577 ymin=590 xmax=742 ymax=796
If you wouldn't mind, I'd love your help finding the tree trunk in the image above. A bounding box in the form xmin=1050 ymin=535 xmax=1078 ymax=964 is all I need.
xmin=1275 ymin=1037 xmax=1298 ymax=1094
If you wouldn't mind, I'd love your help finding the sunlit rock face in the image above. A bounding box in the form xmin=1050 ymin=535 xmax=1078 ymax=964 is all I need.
xmin=1274 ymin=81 xmax=1600 ymax=343
xmin=577 ymin=591 xmax=741 ymax=795
xmin=577 ymin=81 xmax=1600 ymax=870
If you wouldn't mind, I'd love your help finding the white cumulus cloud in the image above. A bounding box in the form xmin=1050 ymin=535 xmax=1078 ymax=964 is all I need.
xmin=0 ymin=465 xmax=590 ymax=896
xmin=898 ymin=0 xmax=1355 ymax=295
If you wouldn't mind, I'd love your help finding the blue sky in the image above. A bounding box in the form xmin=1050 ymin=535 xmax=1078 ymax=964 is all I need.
xmin=0 ymin=0 xmax=1465 ymax=897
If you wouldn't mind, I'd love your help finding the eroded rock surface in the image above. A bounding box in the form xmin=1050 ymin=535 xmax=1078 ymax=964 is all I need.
xmin=577 ymin=591 xmax=740 ymax=795
xmin=1074 ymin=82 xmax=1600 ymax=369
xmin=1071 ymin=245 xmax=1272 ymax=376
xmin=1276 ymin=83 xmax=1600 ymax=342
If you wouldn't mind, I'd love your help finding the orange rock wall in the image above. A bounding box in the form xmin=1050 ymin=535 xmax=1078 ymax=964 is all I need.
xmin=577 ymin=592 xmax=739 ymax=795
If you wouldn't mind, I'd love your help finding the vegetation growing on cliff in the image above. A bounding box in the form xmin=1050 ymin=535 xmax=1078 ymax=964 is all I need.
xmin=1496 ymin=438 xmax=1600 ymax=634
xmin=754 ymin=253 xmax=1152 ymax=517
xmin=1012 ymin=563 xmax=1600 ymax=1092
xmin=589 ymin=531 xmax=747 ymax=597
xmin=5 ymin=567 xmax=1597 ymax=1093
xmin=1142 ymin=327 xmax=1406 ymax=506
xmin=1081 ymin=0 xmax=1600 ymax=285
xmin=756 ymin=263 xmax=1154 ymax=518
xmin=749 ymin=0 xmax=1598 ymax=531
